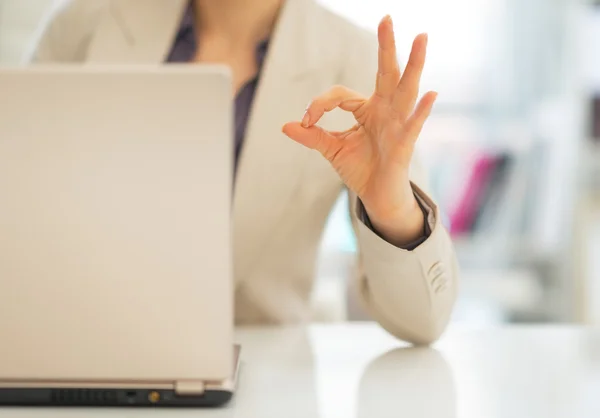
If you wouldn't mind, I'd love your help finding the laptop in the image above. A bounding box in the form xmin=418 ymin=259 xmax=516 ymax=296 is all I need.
xmin=0 ymin=66 xmax=239 ymax=407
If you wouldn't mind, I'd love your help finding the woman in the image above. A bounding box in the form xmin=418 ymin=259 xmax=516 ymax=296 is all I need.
xmin=31 ymin=0 xmax=458 ymax=345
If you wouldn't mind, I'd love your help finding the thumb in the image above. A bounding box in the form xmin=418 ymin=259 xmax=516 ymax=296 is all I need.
xmin=282 ymin=122 xmax=343 ymax=162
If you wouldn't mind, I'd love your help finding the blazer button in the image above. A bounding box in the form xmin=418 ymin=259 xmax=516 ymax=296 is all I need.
xmin=429 ymin=262 xmax=447 ymax=293
xmin=428 ymin=262 xmax=445 ymax=279
xmin=436 ymin=280 xmax=448 ymax=293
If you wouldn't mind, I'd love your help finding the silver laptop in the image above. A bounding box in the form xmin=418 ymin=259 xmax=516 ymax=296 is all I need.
xmin=0 ymin=66 xmax=239 ymax=407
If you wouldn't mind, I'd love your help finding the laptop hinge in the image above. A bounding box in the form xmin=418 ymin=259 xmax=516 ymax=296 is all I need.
xmin=174 ymin=380 xmax=206 ymax=396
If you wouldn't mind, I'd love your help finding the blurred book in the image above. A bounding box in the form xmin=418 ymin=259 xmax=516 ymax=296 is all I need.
xmin=448 ymin=151 xmax=514 ymax=237
xmin=592 ymin=95 xmax=600 ymax=141
xmin=471 ymin=153 xmax=512 ymax=232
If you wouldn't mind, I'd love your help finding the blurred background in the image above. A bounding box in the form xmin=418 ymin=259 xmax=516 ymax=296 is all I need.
xmin=1 ymin=0 xmax=599 ymax=327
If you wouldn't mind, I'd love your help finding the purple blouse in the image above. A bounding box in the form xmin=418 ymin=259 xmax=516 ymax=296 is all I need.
xmin=166 ymin=4 xmax=268 ymax=177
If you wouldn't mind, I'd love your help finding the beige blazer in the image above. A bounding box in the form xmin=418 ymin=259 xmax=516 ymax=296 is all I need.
xmin=30 ymin=0 xmax=459 ymax=344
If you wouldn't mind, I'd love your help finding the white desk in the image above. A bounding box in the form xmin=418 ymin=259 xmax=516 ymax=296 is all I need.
xmin=3 ymin=324 xmax=600 ymax=417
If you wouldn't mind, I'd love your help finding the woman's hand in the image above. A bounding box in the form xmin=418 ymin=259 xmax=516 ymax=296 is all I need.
xmin=282 ymin=15 xmax=435 ymax=247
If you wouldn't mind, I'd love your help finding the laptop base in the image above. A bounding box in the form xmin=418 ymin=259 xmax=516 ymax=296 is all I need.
xmin=0 ymin=387 xmax=233 ymax=407
xmin=0 ymin=345 xmax=240 ymax=408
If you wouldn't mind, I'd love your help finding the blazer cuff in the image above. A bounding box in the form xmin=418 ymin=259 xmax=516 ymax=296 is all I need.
xmin=357 ymin=182 xmax=435 ymax=250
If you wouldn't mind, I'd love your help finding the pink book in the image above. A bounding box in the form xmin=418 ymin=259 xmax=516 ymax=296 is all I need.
xmin=449 ymin=154 xmax=497 ymax=237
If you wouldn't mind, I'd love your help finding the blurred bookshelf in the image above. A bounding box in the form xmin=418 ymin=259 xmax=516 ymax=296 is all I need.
xmin=575 ymin=1 xmax=600 ymax=325
xmin=316 ymin=0 xmax=590 ymax=325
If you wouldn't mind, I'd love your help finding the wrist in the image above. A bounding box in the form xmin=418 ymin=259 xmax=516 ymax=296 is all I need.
xmin=363 ymin=190 xmax=426 ymax=247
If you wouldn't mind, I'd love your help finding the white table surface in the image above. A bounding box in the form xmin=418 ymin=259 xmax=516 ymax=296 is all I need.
xmin=3 ymin=323 xmax=600 ymax=418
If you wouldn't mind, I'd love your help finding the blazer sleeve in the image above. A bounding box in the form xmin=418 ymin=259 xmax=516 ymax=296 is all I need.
xmin=27 ymin=0 xmax=109 ymax=63
xmin=342 ymin=26 xmax=459 ymax=345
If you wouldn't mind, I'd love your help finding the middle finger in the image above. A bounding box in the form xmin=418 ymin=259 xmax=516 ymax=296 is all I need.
xmin=391 ymin=33 xmax=428 ymax=119
xmin=374 ymin=15 xmax=401 ymax=100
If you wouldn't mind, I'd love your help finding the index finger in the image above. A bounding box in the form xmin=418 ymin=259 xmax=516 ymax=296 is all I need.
xmin=375 ymin=15 xmax=401 ymax=99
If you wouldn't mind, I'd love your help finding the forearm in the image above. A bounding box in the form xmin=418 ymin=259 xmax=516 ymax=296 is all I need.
xmin=351 ymin=184 xmax=459 ymax=345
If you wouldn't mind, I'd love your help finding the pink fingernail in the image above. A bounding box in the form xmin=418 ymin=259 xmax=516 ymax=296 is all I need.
xmin=302 ymin=111 xmax=310 ymax=128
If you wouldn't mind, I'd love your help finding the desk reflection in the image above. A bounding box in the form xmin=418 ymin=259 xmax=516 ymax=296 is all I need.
xmin=0 ymin=328 xmax=455 ymax=418
xmin=357 ymin=347 xmax=456 ymax=418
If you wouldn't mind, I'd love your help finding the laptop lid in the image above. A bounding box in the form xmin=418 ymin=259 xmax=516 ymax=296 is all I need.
xmin=0 ymin=66 xmax=234 ymax=386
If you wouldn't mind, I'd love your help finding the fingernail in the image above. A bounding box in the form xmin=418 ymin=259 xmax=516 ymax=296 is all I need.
xmin=384 ymin=14 xmax=392 ymax=24
xmin=302 ymin=111 xmax=310 ymax=128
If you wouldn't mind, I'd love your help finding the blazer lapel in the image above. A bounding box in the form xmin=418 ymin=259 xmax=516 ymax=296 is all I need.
xmin=232 ymin=0 xmax=335 ymax=279
xmin=85 ymin=0 xmax=188 ymax=63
